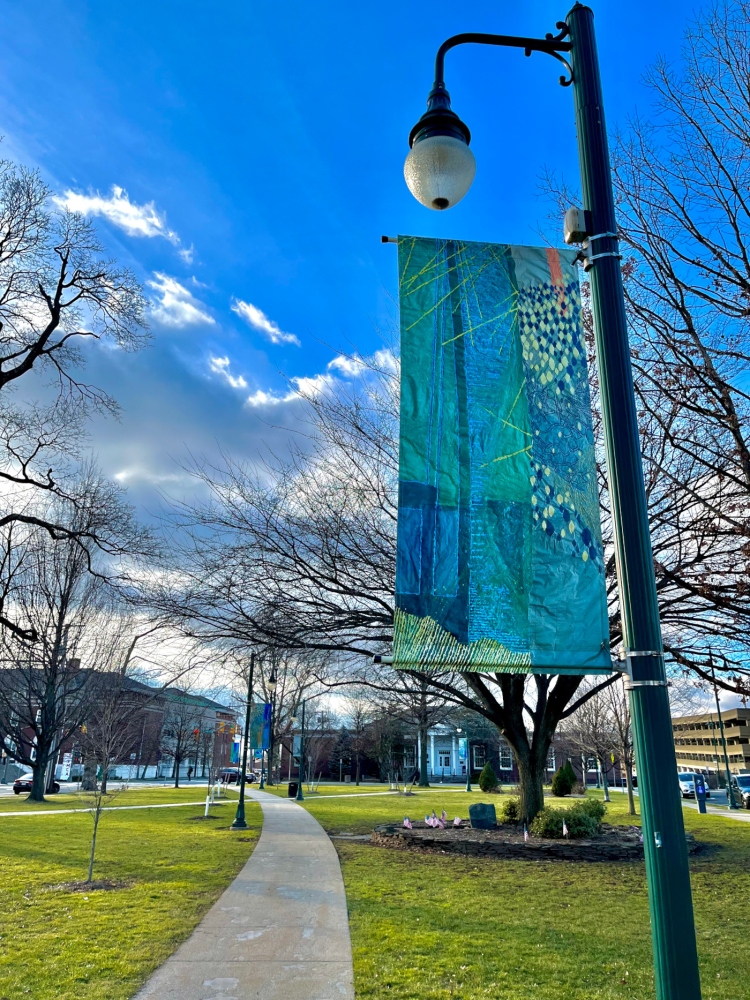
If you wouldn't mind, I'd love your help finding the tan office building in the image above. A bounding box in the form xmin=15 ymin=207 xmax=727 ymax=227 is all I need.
xmin=672 ymin=708 xmax=750 ymax=777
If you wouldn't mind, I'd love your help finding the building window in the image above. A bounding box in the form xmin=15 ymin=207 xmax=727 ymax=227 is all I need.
xmin=586 ymin=757 xmax=597 ymax=772
xmin=438 ymin=750 xmax=451 ymax=770
xmin=499 ymin=746 xmax=512 ymax=770
xmin=472 ymin=745 xmax=486 ymax=770
xmin=546 ymin=752 xmax=556 ymax=771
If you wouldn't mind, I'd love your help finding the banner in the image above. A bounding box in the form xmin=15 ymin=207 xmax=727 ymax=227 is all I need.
xmin=395 ymin=237 xmax=610 ymax=675
xmin=249 ymin=703 xmax=272 ymax=750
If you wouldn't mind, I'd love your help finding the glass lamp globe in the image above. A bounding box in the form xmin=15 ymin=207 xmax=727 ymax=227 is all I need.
xmin=404 ymin=134 xmax=476 ymax=210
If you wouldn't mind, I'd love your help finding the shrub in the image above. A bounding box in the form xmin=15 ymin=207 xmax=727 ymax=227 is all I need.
xmin=571 ymin=797 xmax=606 ymax=827
xmin=562 ymin=809 xmax=599 ymax=839
xmin=530 ymin=804 xmax=600 ymax=839
xmin=530 ymin=807 xmax=564 ymax=838
xmin=498 ymin=797 xmax=520 ymax=824
xmin=478 ymin=761 xmax=499 ymax=793
xmin=563 ymin=760 xmax=577 ymax=787
xmin=551 ymin=766 xmax=573 ymax=797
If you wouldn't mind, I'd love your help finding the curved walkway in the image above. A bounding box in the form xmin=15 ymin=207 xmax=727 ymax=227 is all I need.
xmin=134 ymin=789 xmax=354 ymax=1000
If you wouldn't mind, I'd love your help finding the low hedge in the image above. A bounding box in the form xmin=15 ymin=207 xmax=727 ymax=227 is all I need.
xmin=530 ymin=798 xmax=607 ymax=839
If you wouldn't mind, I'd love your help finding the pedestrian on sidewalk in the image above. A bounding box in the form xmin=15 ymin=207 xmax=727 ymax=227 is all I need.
xmin=187 ymin=766 xmax=193 ymax=781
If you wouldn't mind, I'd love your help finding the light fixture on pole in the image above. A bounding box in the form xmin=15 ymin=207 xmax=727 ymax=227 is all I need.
xmin=260 ymin=666 xmax=278 ymax=791
xmin=404 ymin=86 xmax=475 ymax=210
xmin=402 ymin=7 xmax=702 ymax=998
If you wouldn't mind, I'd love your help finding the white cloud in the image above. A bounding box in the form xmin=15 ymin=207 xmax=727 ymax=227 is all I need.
xmin=245 ymin=373 xmax=333 ymax=408
xmin=327 ymin=354 xmax=365 ymax=377
xmin=209 ymin=355 xmax=248 ymax=390
xmin=327 ymin=348 xmax=399 ymax=377
xmin=177 ymin=244 xmax=195 ymax=264
xmin=53 ymin=185 xmax=181 ymax=244
xmin=231 ymin=299 xmax=300 ymax=346
xmin=114 ymin=467 xmax=187 ymax=485
xmin=147 ymin=272 xmax=215 ymax=328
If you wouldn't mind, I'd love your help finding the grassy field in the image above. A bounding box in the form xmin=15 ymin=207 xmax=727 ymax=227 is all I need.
xmin=297 ymin=787 xmax=749 ymax=1000
xmin=0 ymin=783 xmax=240 ymax=812
xmin=0 ymin=787 xmax=259 ymax=999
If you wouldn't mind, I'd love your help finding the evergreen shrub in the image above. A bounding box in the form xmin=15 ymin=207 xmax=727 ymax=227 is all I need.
xmin=551 ymin=766 xmax=573 ymax=797
xmin=478 ymin=761 xmax=499 ymax=793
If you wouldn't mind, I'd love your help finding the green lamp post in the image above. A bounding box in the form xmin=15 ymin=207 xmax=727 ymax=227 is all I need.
xmin=295 ymin=699 xmax=306 ymax=802
xmin=259 ymin=666 xmax=277 ymax=791
xmin=402 ymin=6 xmax=702 ymax=998
xmin=232 ymin=652 xmax=255 ymax=830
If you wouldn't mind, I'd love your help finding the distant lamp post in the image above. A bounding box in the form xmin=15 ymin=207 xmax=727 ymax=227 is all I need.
xmin=260 ymin=666 xmax=277 ymax=791
xmin=295 ymin=700 xmax=306 ymax=802
xmin=456 ymin=726 xmax=472 ymax=792
xmin=232 ymin=652 xmax=255 ymax=830
xmin=402 ymin=7 xmax=702 ymax=998
xmin=710 ymin=652 xmax=738 ymax=810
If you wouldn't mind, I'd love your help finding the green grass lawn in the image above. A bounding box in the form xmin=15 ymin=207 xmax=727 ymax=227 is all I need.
xmin=0 ymin=783 xmax=240 ymax=812
xmin=298 ymin=787 xmax=749 ymax=1000
xmin=0 ymin=788 xmax=259 ymax=999
xmin=263 ymin=781 xmax=399 ymax=798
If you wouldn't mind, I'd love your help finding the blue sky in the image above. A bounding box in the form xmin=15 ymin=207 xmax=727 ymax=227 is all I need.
xmin=0 ymin=0 xmax=698 ymax=515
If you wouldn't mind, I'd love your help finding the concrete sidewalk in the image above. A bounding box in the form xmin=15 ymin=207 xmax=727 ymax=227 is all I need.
xmin=134 ymin=788 xmax=354 ymax=1000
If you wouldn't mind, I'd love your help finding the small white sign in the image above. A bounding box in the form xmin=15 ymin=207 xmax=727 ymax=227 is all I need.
xmin=59 ymin=753 xmax=73 ymax=781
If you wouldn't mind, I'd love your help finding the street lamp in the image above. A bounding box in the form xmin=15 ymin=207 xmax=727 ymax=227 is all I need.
xmin=291 ymin=700 xmax=306 ymax=802
xmin=403 ymin=7 xmax=702 ymax=999
xmin=232 ymin=652 xmax=255 ymax=830
xmin=259 ymin=666 xmax=277 ymax=791
xmin=456 ymin=726 xmax=471 ymax=793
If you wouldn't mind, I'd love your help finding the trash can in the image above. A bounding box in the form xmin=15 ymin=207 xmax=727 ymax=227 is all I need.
xmin=287 ymin=782 xmax=298 ymax=798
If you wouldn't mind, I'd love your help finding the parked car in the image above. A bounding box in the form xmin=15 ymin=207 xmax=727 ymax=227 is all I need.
xmin=13 ymin=773 xmax=60 ymax=795
xmin=218 ymin=767 xmax=256 ymax=784
xmin=677 ymin=773 xmax=709 ymax=799
xmin=730 ymin=773 xmax=750 ymax=808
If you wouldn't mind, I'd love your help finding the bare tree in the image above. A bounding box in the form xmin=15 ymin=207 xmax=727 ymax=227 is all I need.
xmin=0 ymin=159 xmax=147 ymax=641
xmin=0 ymin=472 xmax=147 ymax=801
xmin=152 ymin=357 xmax=618 ymax=821
xmin=159 ymin=693 xmax=206 ymax=789
xmin=342 ymin=693 xmax=372 ymax=786
xmin=562 ymin=685 xmax=619 ymax=802
xmin=606 ymin=678 xmax=637 ymax=815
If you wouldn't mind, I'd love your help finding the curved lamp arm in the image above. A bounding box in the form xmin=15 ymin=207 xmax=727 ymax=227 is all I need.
xmin=434 ymin=23 xmax=573 ymax=89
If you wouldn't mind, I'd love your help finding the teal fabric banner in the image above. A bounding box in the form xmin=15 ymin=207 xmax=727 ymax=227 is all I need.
xmin=249 ymin=703 xmax=272 ymax=749
xmin=395 ymin=237 xmax=610 ymax=675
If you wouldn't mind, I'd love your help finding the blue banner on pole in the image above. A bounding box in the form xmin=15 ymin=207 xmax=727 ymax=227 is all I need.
xmin=249 ymin=703 xmax=272 ymax=750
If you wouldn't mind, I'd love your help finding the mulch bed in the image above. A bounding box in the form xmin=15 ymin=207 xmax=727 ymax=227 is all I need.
xmin=371 ymin=821 xmax=700 ymax=863
xmin=47 ymin=879 xmax=132 ymax=892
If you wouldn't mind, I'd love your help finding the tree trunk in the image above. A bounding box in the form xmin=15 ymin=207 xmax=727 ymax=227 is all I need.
xmin=82 ymin=759 xmax=97 ymax=791
xmin=355 ymin=752 xmax=360 ymax=786
xmin=101 ymin=769 xmax=108 ymax=795
xmin=418 ymin=726 xmax=429 ymax=787
xmin=601 ymin=760 xmax=610 ymax=802
xmin=514 ymin=749 xmax=546 ymax=824
xmin=29 ymin=762 xmax=46 ymax=802
xmin=87 ymin=803 xmax=101 ymax=883
xmin=625 ymin=761 xmax=637 ymax=816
